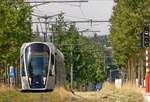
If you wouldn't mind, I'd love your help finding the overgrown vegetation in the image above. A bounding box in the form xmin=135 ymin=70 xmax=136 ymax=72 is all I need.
xmin=109 ymin=0 xmax=150 ymax=84
xmin=50 ymin=14 xmax=106 ymax=90
xmin=0 ymin=86 xmax=77 ymax=102
xmin=0 ymin=83 xmax=143 ymax=102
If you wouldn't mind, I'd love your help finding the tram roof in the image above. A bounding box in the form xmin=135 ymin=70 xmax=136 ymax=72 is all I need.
xmin=21 ymin=42 xmax=55 ymax=48
xmin=20 ymin=42 xmax=64 ymax=60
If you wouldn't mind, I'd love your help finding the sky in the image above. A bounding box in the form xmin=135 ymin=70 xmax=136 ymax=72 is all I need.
xmin=28 ymin=0 xmax=114 ymax=36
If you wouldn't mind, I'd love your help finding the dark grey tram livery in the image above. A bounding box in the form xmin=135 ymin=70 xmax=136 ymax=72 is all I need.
xmin=16 ymin=42 xmax=65 ymax=91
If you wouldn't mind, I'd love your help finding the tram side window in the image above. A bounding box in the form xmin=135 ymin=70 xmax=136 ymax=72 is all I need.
xmin=51 ymin=54 xmax=54 ymax=65
xmin=49 ymin=54 xmax=55 ymax=76
xmin=21 ymin=56 xmax=25 ymax=76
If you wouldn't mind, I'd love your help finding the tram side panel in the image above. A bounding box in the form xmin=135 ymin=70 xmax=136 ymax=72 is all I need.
xmin=46 ymin=52 xmax=55 ymax=90
xmin=55 ymin=53 xmax=65 ymax=86
xmin=16 ymin=54 xmax=29 ymax=91
xmin=19 ymin=43 xmax=30 ymax=90
xmin=20 ymin=55 xmax=30 ymax=90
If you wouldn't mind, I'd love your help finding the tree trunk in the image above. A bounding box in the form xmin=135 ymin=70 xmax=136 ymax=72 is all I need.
xmin=137 ymin=53 xmax=141 ymax=87
xmin=132 ymin=55 xmax=136 ymax=84
xmin=130 ymin=55 xmax=134 ymax=84
xmin=120 ymin=65 xmax=126 ymax=85
xmin=140 ymin=48 xmax=144 ymax=87
xmin=128 ymin=55 xmax=132 ymax=82
xmin=128 ymin=54 xmax=136 ymax=84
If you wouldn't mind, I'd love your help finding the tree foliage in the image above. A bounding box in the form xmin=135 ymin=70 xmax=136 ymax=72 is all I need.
xmin=0 ymin=0 xmax=32 ymax=66
xmin=109 ymin=0 xmax=150 ymax=83
xmin=50 ymin=14 xmax=105 ymax=89
xmin=109 ymin=0 xmax=150 ymax=65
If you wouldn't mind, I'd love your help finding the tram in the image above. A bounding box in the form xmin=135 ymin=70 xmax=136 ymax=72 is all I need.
xmin=16 ymin=42 xmax=65 ymax=91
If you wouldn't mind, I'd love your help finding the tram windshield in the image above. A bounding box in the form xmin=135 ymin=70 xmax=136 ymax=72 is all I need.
xmin=25 ymin=43 xmax=50 ymax=77
xmin=28 ymin=53 xmax=48 ymax=77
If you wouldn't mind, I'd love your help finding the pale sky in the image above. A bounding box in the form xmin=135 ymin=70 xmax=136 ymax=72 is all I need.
xmin=28 ymin=0 xmax=114 ymax=36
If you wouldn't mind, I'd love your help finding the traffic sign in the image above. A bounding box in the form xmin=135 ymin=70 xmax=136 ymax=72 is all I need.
xmin=143 ymin=23 xmax=149 ymax=47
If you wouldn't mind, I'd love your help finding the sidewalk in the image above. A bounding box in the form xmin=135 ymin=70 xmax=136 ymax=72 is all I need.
xmin=143 ymin=93 xmax=150 ymax=102
xmin=142 ymin=89 xmax=150 ymax=102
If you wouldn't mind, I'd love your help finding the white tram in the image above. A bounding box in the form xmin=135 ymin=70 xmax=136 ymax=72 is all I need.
xmin=16 ymin=42 xmax=65 ymax=91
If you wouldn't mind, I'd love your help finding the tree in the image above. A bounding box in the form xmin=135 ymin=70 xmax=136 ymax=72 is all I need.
xmin=0 ymin=0 xmax=32 ymax=66
xmin=109 ymin=0 xmax=150 ymax=83
xmin=50 ymin=14 xmax=105 ymax=90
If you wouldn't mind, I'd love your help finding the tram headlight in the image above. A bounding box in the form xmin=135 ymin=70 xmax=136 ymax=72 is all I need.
xmin=43 ymin=77 xmax=46 ymax=85
xmin=29 ymin=77 xmax=31 ymax=85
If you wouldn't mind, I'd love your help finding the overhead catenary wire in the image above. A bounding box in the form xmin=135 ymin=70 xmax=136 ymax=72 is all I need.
xmin=64 ymin=14 xmax=89 ymax=20
xmin=29 ymin=0 xmax=111 ymax=36
xmin=26 ymin=0 xmax=88 ymax=3
xmin=33 ymin=8 xmax=89 ymax=21
xmin=38 ymin=18 xmax=44 ymax=35
xmin=88 ymin=0 xmax=114 ymax=2
xmin=31 ymin=20 xmax=109 ymax=24
xmin=31 ymin=13 xmax=105 ymax=36
xmin=26 ymin=0 xmax=88 ymax=7
xmin=78 ymin=3 xmax=87 ymax=20
xmin=31 ymin=12 xmax=65 ymax=41
xmin=34 ymin=6 xmax=45 ymax=15
xmin=32 ymin=9 xmax=87 ymax=20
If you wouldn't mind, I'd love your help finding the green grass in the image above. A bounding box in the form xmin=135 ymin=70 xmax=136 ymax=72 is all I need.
xmin=100 ymin=89 xmax=143 ymax=102
xmin=0 ymin=86 xmax=78 ymax=102
xmin=98 ymin=82 xmax=144 ymax=102
xmin=0 ymin=84 xmax=144 ymax=102
xmin=0 ymin=90 xmax=57 ymax=102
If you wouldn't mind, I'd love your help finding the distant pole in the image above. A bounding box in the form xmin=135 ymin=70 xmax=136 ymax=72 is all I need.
xmin=103 ymin=45 xmax=107 ymax=74
xmin=109 ymin=69 xmax=112 ymax=81
xmin=44 ymin=15 xmax=48 ymax=42
xmin=71 ymin=45 xmax=73 ymax=90
xmin=51 ymin=25 xmax=54 ymax=43
xmin=71 ymin=63 xmax=73 ymax=90
xmin=104 ymin=50 xmax=106 ymax=72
